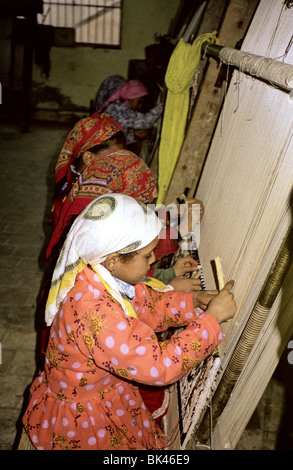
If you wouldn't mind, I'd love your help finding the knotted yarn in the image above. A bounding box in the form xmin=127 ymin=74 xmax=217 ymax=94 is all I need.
xmin=157 ymin=32 xmax=219 ymax=205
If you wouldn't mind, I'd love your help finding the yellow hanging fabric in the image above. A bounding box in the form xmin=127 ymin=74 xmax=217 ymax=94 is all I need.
xmin=156 ymin=32 xmax=219 ymax=205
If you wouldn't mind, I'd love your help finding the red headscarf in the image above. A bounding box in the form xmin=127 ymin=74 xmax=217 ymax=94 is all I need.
xmin=55 ymin=113 xmax=123 ymax=184
xmin=51 ymin=114 xmax=124 ymax=229
xmin=47 ymin=148 xmax=157 ymax=260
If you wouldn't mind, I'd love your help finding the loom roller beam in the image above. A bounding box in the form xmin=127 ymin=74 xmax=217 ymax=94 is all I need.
xmin=201 ymin=41 xmax=293 ymax=92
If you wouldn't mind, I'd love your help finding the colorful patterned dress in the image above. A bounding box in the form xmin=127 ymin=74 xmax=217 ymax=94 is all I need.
xmin=23 ymin=266 xmax=222 ymax=450
xmin=47 ymin=148 xmax=157 ymax=260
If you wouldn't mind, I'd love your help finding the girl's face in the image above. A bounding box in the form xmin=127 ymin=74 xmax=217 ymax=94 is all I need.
xmin=112 ymin=237 xmax=158 ymax=285
xmin=128 ymin=97 xmax=145 ymax=111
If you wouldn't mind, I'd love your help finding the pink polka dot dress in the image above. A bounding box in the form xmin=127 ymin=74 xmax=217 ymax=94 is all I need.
xmin=23 ymin=266 xmax=222 ymax=450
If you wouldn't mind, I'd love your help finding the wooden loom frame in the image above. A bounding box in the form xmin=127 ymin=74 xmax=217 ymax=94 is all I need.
xmin=163 ymin=0 xmax=293 ymax=450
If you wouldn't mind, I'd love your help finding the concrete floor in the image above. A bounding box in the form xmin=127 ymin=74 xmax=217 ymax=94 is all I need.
xmin=0 ymin=119 xmax=69 ymax=450
xmin=0 ymin=119 xmax=292 ymax=451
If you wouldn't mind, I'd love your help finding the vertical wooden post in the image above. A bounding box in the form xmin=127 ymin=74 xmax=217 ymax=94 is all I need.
xmin=164 ymin=0 xmax=259 ymax=205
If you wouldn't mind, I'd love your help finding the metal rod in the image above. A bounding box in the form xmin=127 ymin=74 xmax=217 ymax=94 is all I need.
xmin=201 ymin=41 xmax=223 ymax=59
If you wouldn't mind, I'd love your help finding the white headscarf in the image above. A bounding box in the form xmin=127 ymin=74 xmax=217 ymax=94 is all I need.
xmin=45 ymin=194 xmax=162 ymax=326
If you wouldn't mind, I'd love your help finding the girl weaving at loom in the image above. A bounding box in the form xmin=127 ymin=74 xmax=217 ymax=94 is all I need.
xmin=47 ymin=113 xmax=201 ymax=291
xmin=96 ymin=79 xmax=164 ymax=148
xmin=38 ymin=113 xmax=160 ymax=367
xmin=37 ymin=114 xmax=203 ymax=424
xmin=23 ymin=194 xmax=236 ymax=450
xmin=48 ymin=113 xmax=157 ymax=260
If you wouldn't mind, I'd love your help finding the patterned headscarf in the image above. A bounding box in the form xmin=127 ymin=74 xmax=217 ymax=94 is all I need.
xmin=98 ymin=80 xmax=149 ymax=113
xmin=47 ymin=148 xmax=157 ymax=260
xmin=45 ymin=194 xmax=162 ymax=326
xmin=95 ymin=75 xmax=126 ymax=113
xmin=55 ymin=113 xmax=123 ymax=184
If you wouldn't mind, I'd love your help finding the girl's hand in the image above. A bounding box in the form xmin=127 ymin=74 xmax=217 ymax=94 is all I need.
xmin=169 ymin=276 xmax=201 ymax=292
xmin=206 ymin=281 xmax=236 ymax=324
xmin=193 ymin=290 xmax=218 ymax=310
xmin=173 ymin=257 xmax=198 ymax=276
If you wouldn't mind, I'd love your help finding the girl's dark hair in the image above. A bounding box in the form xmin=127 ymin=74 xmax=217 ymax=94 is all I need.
xmin=117 ymin=250 xmax=140 ymax=264
xmin=73 ymin=131 xmax=126 ymax=173
xmin=89 ymin=131 xmax=126 ymax=154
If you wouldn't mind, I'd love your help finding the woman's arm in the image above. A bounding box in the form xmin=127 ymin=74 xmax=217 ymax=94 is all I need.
xmin=106 ymin=101 xmax=163 ymax=130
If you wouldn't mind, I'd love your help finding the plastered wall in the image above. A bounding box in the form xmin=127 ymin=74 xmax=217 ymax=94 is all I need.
xmin=32 ymin=0 xmax=179 ymax=120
